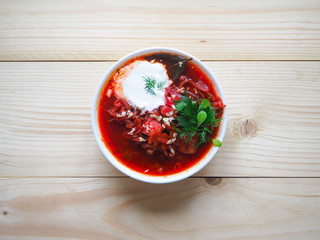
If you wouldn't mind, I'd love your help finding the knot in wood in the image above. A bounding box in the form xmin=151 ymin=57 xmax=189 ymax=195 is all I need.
xmin=2 ymin=211 xmax=8 ymax=215
xmin=205 ymin=177 xmax=222 ymax=185
xmin=239 ymin=118 xmax=257 ymax=138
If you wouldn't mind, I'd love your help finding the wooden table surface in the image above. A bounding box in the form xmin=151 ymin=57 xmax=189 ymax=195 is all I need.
xmin=1 ymin=0 xmax=320 ymax=239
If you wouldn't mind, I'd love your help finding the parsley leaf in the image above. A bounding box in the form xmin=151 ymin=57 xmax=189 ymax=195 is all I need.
xmin=175 ymin=101 xmax=187 ymax=111
xmin=174 ymin=93 xmax=221 ymax=146
xmin=212 ymin=139 xmax=222 ymax=147
xmin=197 ymin=111 xmax=207 ymax=127
xmin=199 ymin=99 xmax=210 ymax=109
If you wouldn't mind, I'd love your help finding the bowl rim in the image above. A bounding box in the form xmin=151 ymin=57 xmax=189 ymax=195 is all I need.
xmin=91 ymin=47 xmax=227 ymax=184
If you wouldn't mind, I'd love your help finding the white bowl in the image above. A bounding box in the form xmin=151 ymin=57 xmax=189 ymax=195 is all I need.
xmin=91 ymin=47 xmax=227 ymax=184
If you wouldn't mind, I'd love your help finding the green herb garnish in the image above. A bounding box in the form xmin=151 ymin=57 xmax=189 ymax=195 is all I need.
xmin=197 ymin=111 xmax=207 ymax=127
xmin=143 ymin=76 xmax=156 ymax=95
xmin=143 ymin=75 xmax=166 ymax=95
xmin=212 ymin=139 xmax=222 ymax=147
xmin=157 ymin=80 xmax=166 ymax=91
xmin=174 ymin=94 xmax=221 ymax=146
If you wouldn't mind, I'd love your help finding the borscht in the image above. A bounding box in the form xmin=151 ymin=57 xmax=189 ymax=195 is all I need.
xmin=98 ymin=53 xmax=225 ymax=176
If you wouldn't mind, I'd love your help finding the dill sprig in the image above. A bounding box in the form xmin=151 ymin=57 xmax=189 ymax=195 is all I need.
xmin=143 ymin=76 xmax=156 ymax=95
xmin=143 ymin=75 xmax=166 ymax=95
xmin=157 ymin=81 xmax=166 ymax=91
xmin=174 ymin=94 xmax=221 ymax=146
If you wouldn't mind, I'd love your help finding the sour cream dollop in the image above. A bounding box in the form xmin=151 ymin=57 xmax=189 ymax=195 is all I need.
xmin=113 ymin=60 xmax=169 ymax=112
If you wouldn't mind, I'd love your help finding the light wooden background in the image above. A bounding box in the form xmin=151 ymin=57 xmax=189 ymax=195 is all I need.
xmin=0 ymin=0 xmax=320 ymax=239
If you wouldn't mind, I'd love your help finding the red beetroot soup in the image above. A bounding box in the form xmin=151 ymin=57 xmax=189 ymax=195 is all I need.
xmin=98 ymin=53 xmax=225 ymax=176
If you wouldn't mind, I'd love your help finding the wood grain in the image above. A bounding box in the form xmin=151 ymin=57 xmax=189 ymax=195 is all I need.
xmin=0 ymin=61 xmax=319 ymax=177
xmin=0 ymin=178 xmax=319 ymax=240
xmin=1 ymin=0 xmax=320 ymax=61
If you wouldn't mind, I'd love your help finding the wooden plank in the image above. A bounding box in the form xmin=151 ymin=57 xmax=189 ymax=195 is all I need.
xmin=0 ymin=61 xmax=319 ymax=177
xmin=1 ymin=0 xmax=320 ymax=61
xmin=0 ymin=178 xmax=319 ymax=239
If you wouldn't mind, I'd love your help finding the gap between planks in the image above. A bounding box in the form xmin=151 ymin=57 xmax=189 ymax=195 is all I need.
xmin=1 ymin=60 xmax=320 ymax=63
xmin=1 ymin=176 xmax=320 ymax=179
